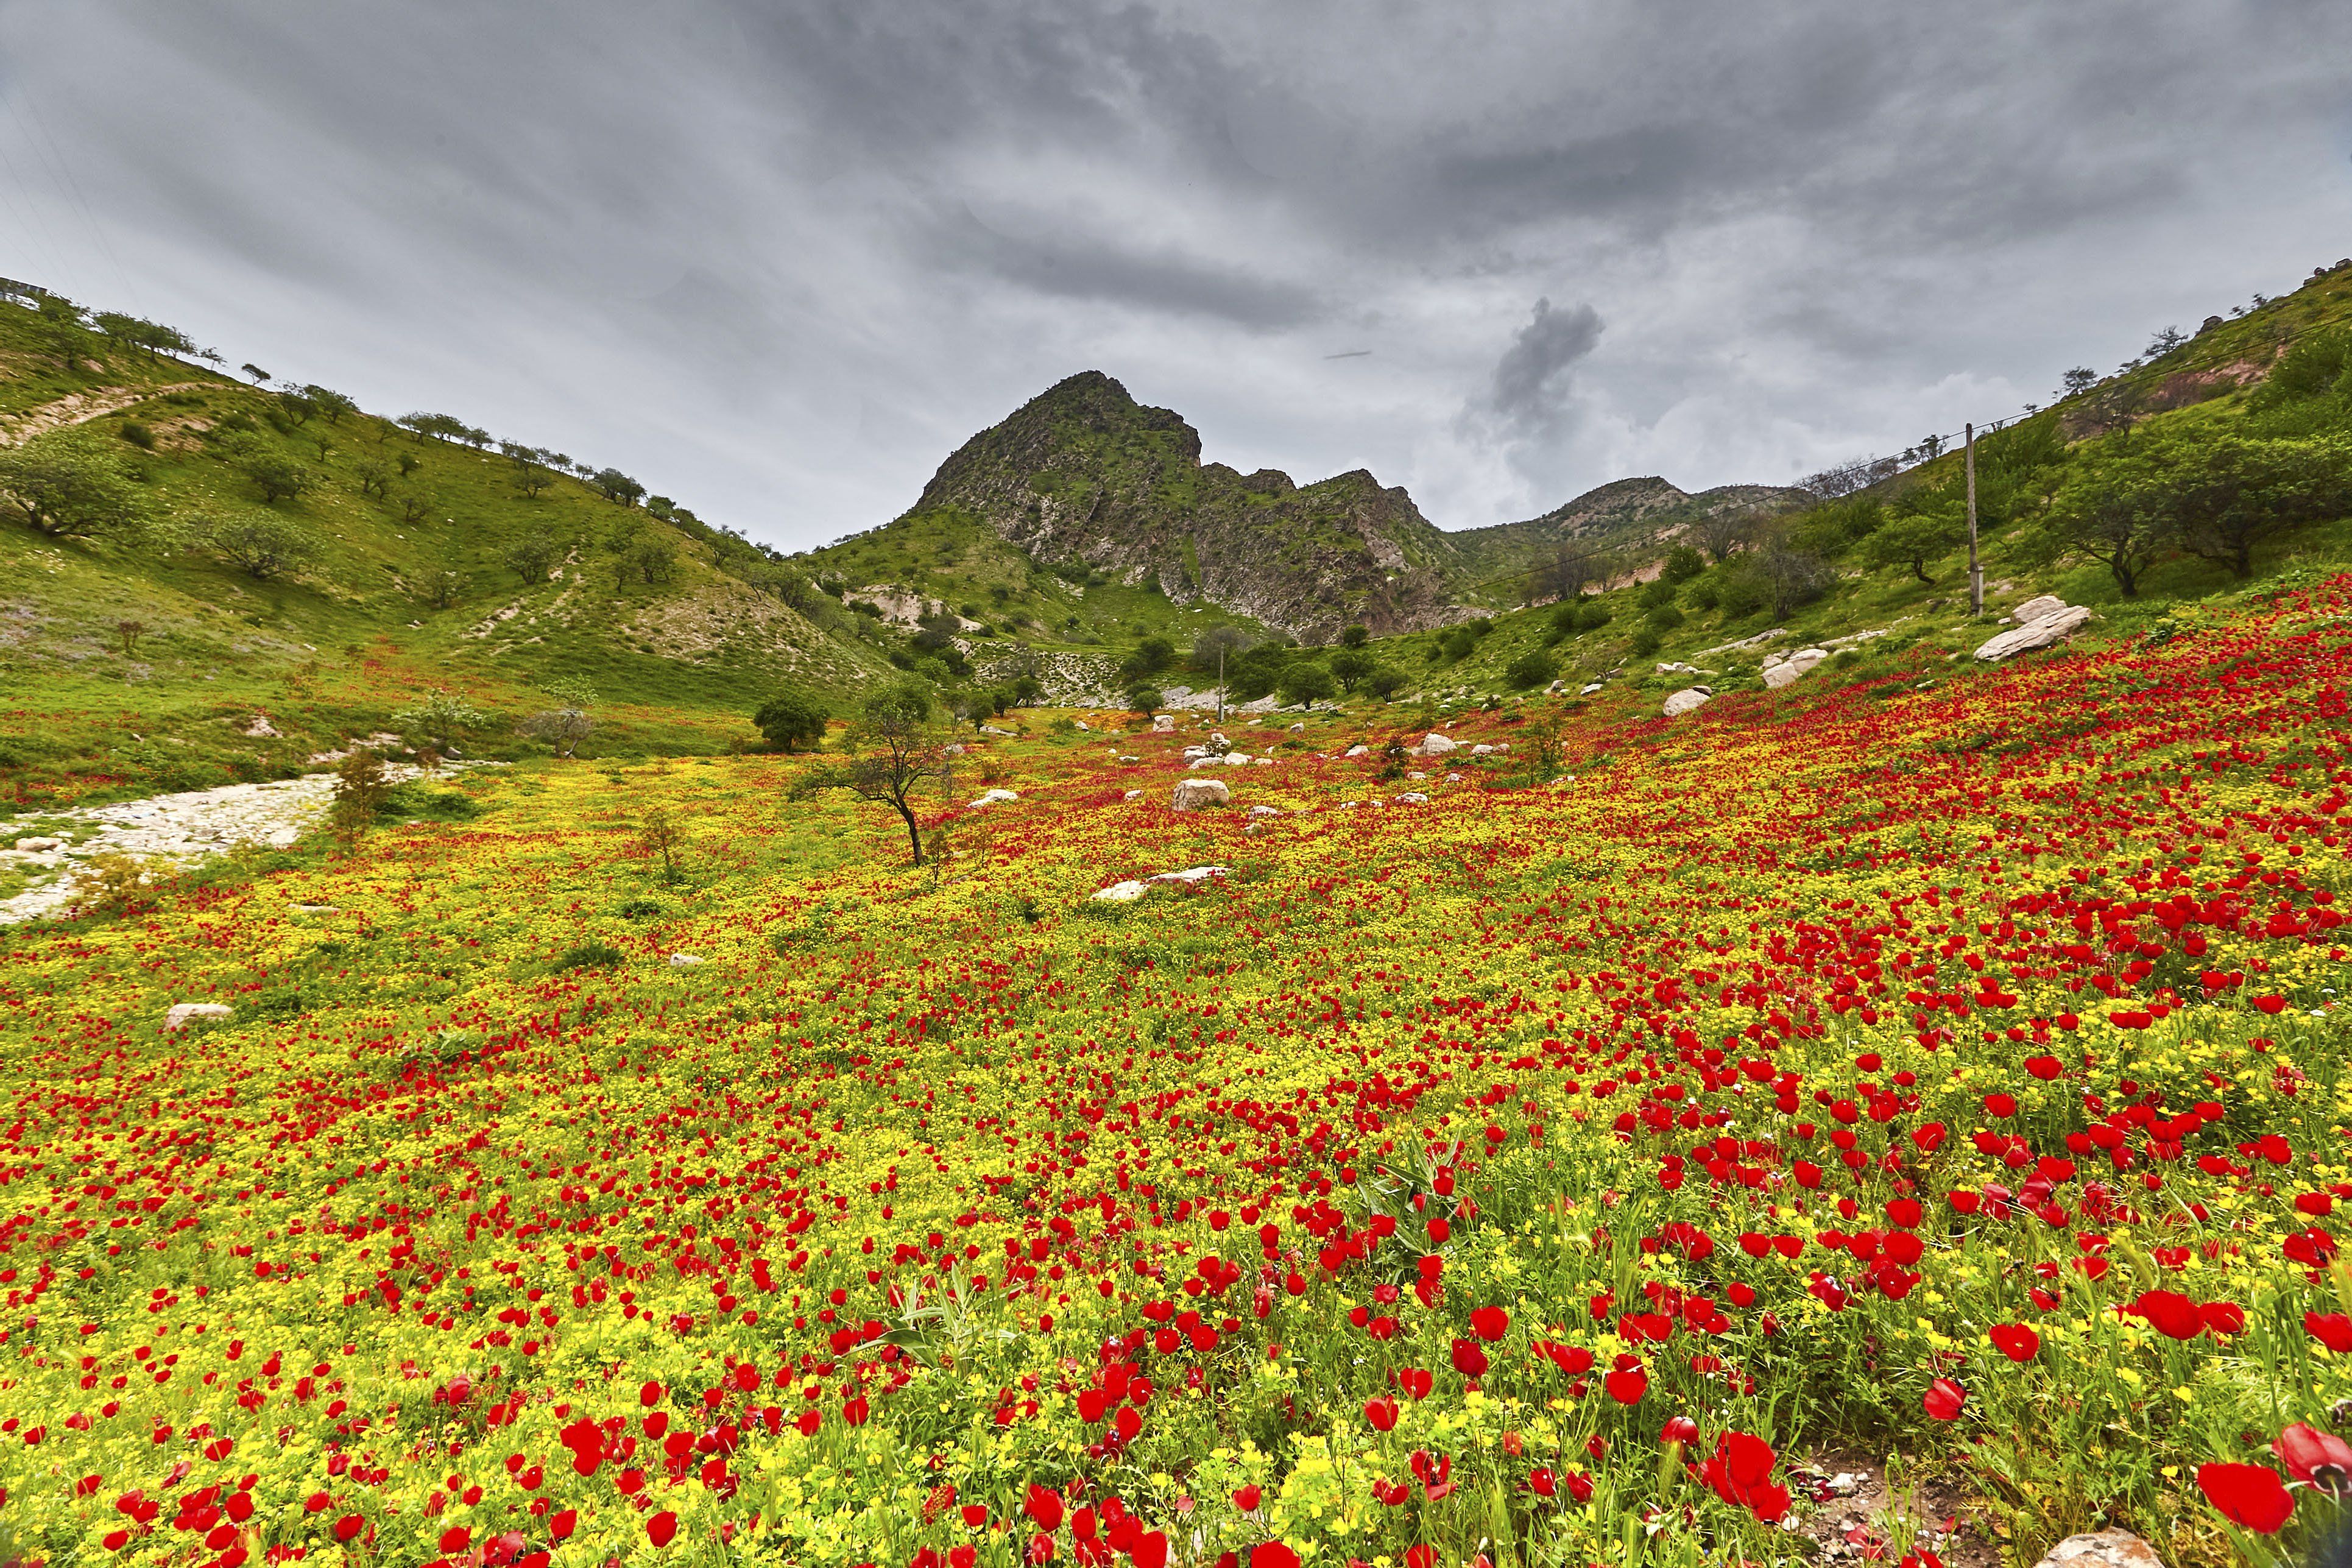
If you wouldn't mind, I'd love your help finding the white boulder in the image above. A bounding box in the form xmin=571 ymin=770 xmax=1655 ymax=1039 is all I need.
xmin=668 ymin=953 xmax=704 ymax=967
xmin=1152 ymin=714 xmax=1176 ymax=732
xmin=1396 ymin=792 xmax=1429 ymax=804
xmin=1761 ymin=648 xmax=1831 ymax=689
xmin=1344 ymin=744 xmax=1369 ymax=758
xmin=164 ymin=1003 xmax=233 ymax=1031
xmin=1149 ymin=865 xmax=1229 ymax=885
xmin=1976 ymin=604 xmax=2094 ymax=662
xmin=2008 ymin=594 xmax=2067 ymax=626
xmin=2029 ymin=1530 xmax=2166 ymax=1568
xmin=970 ymin=788 xmax=1019 ymax=808
xmin=1662 ymin=687 xmax=1713 ymax=718
xmin=1418 ymin=733 xmax=1459 ymax=757
xmin=1092 ymin=880 xmax=1148 ymax=903
xmin=13 ymin=836 xmax=62 ymax=852
xmin=1171 ymin=778 xmax=1231 ymax=811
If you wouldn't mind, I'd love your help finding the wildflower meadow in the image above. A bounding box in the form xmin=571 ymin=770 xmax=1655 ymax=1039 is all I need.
xmin=1 ymin=577 xmax=2348 ymax=1568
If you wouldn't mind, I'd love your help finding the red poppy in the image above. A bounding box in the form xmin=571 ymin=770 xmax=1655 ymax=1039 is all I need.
xmin=1450 ymin=1338 xmax=1489 ymax=1378
xmin=1660 ymin=1416 xmax=1699 ymax=1445
xmin=1921 ymin=1379 xmax=1965 ymax=1421
xmin=646 ymin=1512 xmax=679 ymax=1549
xmin=2196 ymin=1463 xmax=2293 ymax=1533
xmin=1363 ymin=1396 xmax=1399 ymax=1432
xmin=1250 ymin=1546 xmax=1301 ymax=1568
xmin=2126 ymin=1289 xmax=2203 ymax=1340
xmin=1232 ymin=1485 xmax=1260 ymax=1511
xmin=1604 ymin=1355 xmax=1647 ymax=1405
xmin=1470 ymin=1305 xmax=1510 ymax=1341
xmin=1988 ymin=1324 xmax=2039 ymax=1362
xmin=2274 ymin=1424 xmax=2352 ymax=1494
xmin=1025 ymin=1485 xmax=1065 ymax=1532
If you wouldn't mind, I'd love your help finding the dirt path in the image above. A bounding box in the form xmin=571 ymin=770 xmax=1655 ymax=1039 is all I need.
xmin=0 ymin=381 xmax=210 ymax=447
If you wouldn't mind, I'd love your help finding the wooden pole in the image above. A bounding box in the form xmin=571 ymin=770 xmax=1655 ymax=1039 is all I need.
xmin=1965 ymin=422 xmax=1982 ymax=615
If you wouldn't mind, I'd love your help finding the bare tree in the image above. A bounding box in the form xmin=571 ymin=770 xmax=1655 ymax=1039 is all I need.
xmin=1686 ymin=506 xmax=1757 ymax=564
xmin=1525 ymin=544 xmax=1609 ymax=604
xmin=790 ymin=683 xmax=948 ymax=865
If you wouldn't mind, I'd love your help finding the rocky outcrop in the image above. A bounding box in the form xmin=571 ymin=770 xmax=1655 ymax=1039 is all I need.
xmin=909 ymin=372 xmax=1472 ymax=640
xmin=1762 ymin=648 xmax=1831 ymax=688
xmin=2030 ymin=1531 xmax=2166 ymax=1568
xmin=1171 ymin=779 xmax=1231 ymax=811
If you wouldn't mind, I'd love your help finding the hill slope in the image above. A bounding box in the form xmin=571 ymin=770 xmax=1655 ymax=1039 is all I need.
xmin=0 ymin=293 xmax=892 ymax=808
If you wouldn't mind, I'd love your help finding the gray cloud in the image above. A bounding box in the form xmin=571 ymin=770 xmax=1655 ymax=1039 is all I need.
xmin=1 ymin=0 xmax=2347 ymax=543
xmin=1485 ymin=298 xmax=1605 ymax=434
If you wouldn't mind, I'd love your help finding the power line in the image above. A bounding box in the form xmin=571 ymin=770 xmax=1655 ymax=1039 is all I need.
xmin=6 ymin=89 xmax=139 ymax=309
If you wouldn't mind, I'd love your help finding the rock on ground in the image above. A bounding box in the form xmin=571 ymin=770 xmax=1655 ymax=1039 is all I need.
xmin=1762 ymin=648 xmax=1831 ymax=688
xmin=2007 ymin=593 xmax=2066 ymax=625
xmin=1662 ymin=687 xmax=1713 ymax=717
xmin=2031 ymin=1531 xmax=2166 ymax=1568
xmin=1976 ymin=604 xmax=2094 ymax=662
xmin=1171 ymin=778 xmax=1231 ymax=811
xmin=1418 ymin=733 xmax=1458 ymax=757
xmin=164 ymin=1003 xmax=233 ymax=1031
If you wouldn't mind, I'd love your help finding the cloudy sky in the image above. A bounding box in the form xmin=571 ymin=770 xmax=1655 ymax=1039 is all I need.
xmin=3 ymin=1 xmax=2348 ymax=550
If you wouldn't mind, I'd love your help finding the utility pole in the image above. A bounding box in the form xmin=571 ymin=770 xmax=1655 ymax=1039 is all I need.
xmin=1215 ymin=644 xmax=1227 ymax=726
xmin=1965 ymin=422 xmax=1983 ymax=616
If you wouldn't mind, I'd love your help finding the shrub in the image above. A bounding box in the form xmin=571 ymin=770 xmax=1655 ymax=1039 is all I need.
xmin=1504 ymin=649 xmax=1558 ymax=690
xmin=552 ymin=942 xmax=626 ymax=972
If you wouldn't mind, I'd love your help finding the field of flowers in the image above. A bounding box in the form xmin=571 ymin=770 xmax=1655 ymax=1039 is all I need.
xmin=0 ymin=576 xmax=2347 ymax=1568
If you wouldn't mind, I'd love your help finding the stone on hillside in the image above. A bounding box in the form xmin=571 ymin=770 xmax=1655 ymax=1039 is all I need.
xmin=2030 ymin=1530 xmax=2167 ymax=1568
xmin=668 ymin=953 xmax=704 ymax=967
xmin=1662 ymin=687 xmax=1712 ymax=717
xmin=1248 ymin=805 xmax=1280 ymax=818
xmin=241 ymin=715 xmax=279 ymax=738
xmin=1762 ymin=648 xmax=1830 ymax=689
xmin=1344 ymin=744 xmax=1369 ymax=757
xmin=1092 ymin=880 xmax=1148 ymax=903
xmin=1121 ymin=789 xmax=1142 ymax=800
xmin=1419 ymin=733 xmax=1458 ymax=757
xmin=970 ymin=788 xmax=1019 ymax=808
xmin=1150 ymin=866 xmax=1229 ymax=885
xmin=164 ymin=1002 xmax=233 ymax=1031
xmin=1396 ymin=792 xmax=1429 ymax=804
xmin=1117 ymin=755 xmax=1138 ymax=764
xmin=1580 ymin=682 xmax=1603 ymax=696
xmin=1171 ymin=778 xmax=1230 ymax=811
xmin=1153 ymin=714 xmax=1176 ymax=732
xmin=1073 ymin=720 xmax=1090 ymax=731
xmin=1471 ymin=743 xmax=1495 ymax=755
xmin=1252 ymin=756 xmax=1274 ymax=766
xmin=1976 ymin=604 xmax=2093 ymax=662
xmin=1209 ymin=732 xmax=1229 ymax=749
xmin=2008 ymin=593 xmax=2066 ymax=626
xmin=1287 ymin=722 xmax=1305 ymax=733
xmin=12 ymin=836 xmax=61 ymax=852
xmin=980 ymin=725 xmax=1016 ymax=737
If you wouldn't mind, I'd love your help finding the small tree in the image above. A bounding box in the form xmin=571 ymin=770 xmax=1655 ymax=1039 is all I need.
xmin=238 ymin=447 xmax=316 ymax=504
xmin=1340 ymin=623 xmax=1369 ymax=648
xmin=241 ymin=362 xmax=272 ymax=386
xmin=791 ymin=683 xmax=947 ymax=866
xmin=1124 ymin=682 xmax=1165 ymax=719
xmin=2060 ymin=367 xmax=2098 ymax=398
xmin=502 ymin=531 xmax=563 ymax=585
xmin=1277 ymin=660 xmax=1338 ymax=710
xmin=1860 ymin=510 xmax=1962 ymax=584
xmin=1328 ymin=647 xmax=1376 ymax=693
xmin=421 ymin=569 xmax=467 ymax=609
xmin=304 ymin=386 xmax=358 ymax=423
xmin=754 ymin=690 xmax=828 ymax=752
xmin=521 ymin=678 xmax=595 ymax=758
xmin=393 ymin=689 xmax=489 ymax=754
xmin=639 ymin=808 xmax=684 ymax=883
xmin=205 ymin=512 xmax=315 ymax=579
xmin=399 ymin=493 xmax=434 ymax=525
xmin=1660 ymin=545 xmax=1707 ymax=584
xmin=1365 ymin=665 xmax=1406 ymax=702
xmin=1687 ymin=508 xmax=1756 ymax=565
xmin=353 ymin=457 xmax=393 ymax=499
xmin=116 ymin=619 xmax=147 ymax=656
xmin=331 ymin=749 xmax=391 ymax=840
xmin=1504 ymin=648 xmax=1557 ymax=690
xmin=0 ymin=437 xmax=143 ymax=539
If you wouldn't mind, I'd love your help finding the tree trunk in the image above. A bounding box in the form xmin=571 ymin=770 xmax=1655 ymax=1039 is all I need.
xmin=1910 ymin=560 xmax=1934 ymax=584
xmin=895 ymin=799 xmax=923 ymax=865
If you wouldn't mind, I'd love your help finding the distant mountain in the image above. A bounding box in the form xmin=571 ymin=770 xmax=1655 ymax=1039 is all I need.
xmin=834 ymin=370 xmax=1800 ymax=638
xmin=897 ymin=371 xmax=1466 ymax=640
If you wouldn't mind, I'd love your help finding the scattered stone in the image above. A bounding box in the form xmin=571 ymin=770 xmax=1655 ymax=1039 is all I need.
xmin=667 ymin=953 xmax=704 ymax=967
xmin=1152 ymin=714 xmax=1176 ymax=732
xmin=2007 ymin=593 xmax=2066 ymax=626
xmin=980 ymin=725 xmax=1017 ymax=738
xmin=1418 ymin=733 xmax=1458 ymax=757
xmin=1209 ymin=733 xmax=1229 ymax=750
xmin=1248 ymin=805 xmax=1280 ymax=818
xmin=970 ymin=788 xmax=1019 ymax=808
xmin=1762 ymin=648 xmax=1831 ymax=689
xmin=1395 ymin=792 xmax=1429 ymax=804
xmin=241 ymin=715 xmax=279 ymax=738
xmin=1252 ymin=756 xmax=1274 ymax=766
xmin=1287 ymin=722 xmax=1305 ymax=733
xmin=1092 ymin=880 xmax=1148 ymax=903
xmin=290 ymin=903 xmax=337 ymax=914
xmin=1471 ymin=743 xmax=1495 ymax=755
xmin=1171 ymin=778 xmax=1231 ymax=811
xmin=1150 ymin=865 xmax=1229 ymax=885
xmin=2030 ymin=1530 xmax=2166 ymax=1568
xmin=1344 ymin=744 xmax=1369 ymax=757
xmin=1580 ymin=682 xmax=1603 ymax=696
xmin=1117 ymin=755 xmax=1139 ymax=765
xmin=1976 ymin=604 xmax=2094 ymax=662
xmin=1662 ymin=687 xmax=1713 ymax=717
xmin=12 ymin=836 xmax=61 ymax=852
xmin=1121 ymin=789 xmax=1142 ymax=800
xmin=164 ymin=1002 xmax=233 ymax=1031
xmin=1073 ymin=720 xmax=1091 ymax=731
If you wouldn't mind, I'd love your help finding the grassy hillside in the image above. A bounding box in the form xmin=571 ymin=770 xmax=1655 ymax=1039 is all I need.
xmin=1298 ymin=258 xmax=2352 ymax=716
xmin=0 ymin=294 xmax=895 ymax=811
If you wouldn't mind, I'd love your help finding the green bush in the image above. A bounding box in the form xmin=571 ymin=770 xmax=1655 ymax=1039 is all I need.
xmin=553 ymin=941 xmax=626 ymax=972
xmin=1503 ymin=649 xmax=1558 ymax=689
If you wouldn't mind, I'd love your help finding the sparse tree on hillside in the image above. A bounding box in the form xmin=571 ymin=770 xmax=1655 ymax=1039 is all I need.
xmin=1861 ymin=510 xmax=1962 ymax=584
xmin=29 ymin=293 xmax=89 ymax=369
xmin=395 ymin=450 xmax=423 ymax=478
xmin=394 ymin=688 xmax=490 ymax=755
xmin=1328 ymin=646 xmax=1376 ymax=693
xmin=1799 ymin=456 xmax=1899 ymax=500
xmin=789 ymin=683 xmax=947 ymax=866
xmin=421 ymin=569 xmax=467 ymax=609
xmin=2145 ymin=326 xmax=2188 ymax=359
xmin=1365 ymin=666 xmax=1406 ymax=702
xmin=0 ymin=437 xmax=144 ymax=539
xmin=522 ymin=678 xmax=596 ymax=758
xmin=1123 ymin=683 xmax=1165 ymax=719
xmin=502 ymin=531 xmax=564 ymax=586
xmin=1340 ymin=623 xmax=1369 ymax=648
xmin=1527 ymin=544 xmax=1609 ymax=604
xmin=1686 ymin=507 xmax=1756 ymax=565
xmin=592 ymin=468 xmax=645 ymax=506
xmin=624 ymin=537 xmax=677 ymax=585
xmin=241 ymin=362 xmax=271 ymax=386
xmin=275 ymin=386 xmax=317 ymax=426
xmin=1277 ymin=660 xmax=1337 ymax=711
xmin=236 ymin=446 xmax=315 ymax=504
xmin=1756 ymin=539 xmax=1834 ymax=620
xmin=304 ymin=386 xmax=357 ymax=423
xmin=353 ymin=457 xmax=393 ymax=499
xmin=2060 ymin=367 xmax=2098 ymax=398
xmin=399 ymin=493 xmax=434 ymax=526
xmin=204 ymin=512 xmax=316 ymax=579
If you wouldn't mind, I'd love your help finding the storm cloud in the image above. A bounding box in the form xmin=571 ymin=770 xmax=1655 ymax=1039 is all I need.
xmin=1 ymin=0 xmax=2347 ymax=544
